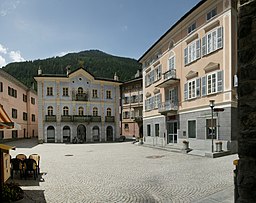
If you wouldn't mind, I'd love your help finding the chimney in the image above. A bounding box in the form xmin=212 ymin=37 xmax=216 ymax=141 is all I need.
xmin=66 ymin=65 xmax=71 ymax=76
xmin=114 ymin=72 xmax=119 ymax=81
xmin=38 ymin=66 xmax=42 ymax=75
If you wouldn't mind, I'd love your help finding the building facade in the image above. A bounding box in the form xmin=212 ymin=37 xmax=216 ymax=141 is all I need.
xmin=139 ymin=0 xmax=238 ymax=153
xmin=35 ymin=67 xmax=122 ymax=143
xmin=120 ymin=71 xmax=143 ymax=139
xmin=0 ymin=69 xmax=38 ymax=140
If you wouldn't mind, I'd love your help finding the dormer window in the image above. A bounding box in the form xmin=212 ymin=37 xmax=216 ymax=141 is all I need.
xmin=188 ymin=22 xmax=196 ymax=34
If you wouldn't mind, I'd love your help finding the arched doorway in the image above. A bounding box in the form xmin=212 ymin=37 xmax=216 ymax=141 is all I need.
xmin=93 ymin=126 xmax=100 ymax=142
xmin=47 ymin=126 xmax=55 ymax=143
xmin=106 ymin=126 xmax=113 ymax=141
xmin=63 ymin=126 xmax=71 ymax=143
xmin=77 ymin=124 xmax=86 ymax=142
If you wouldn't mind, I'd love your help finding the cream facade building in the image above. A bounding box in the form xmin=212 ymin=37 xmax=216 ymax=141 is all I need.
xmin=0 ymin=69 xmax=38 ymax=140
xmin=139 ymin=0 xmax=238 ymax=153
xmin=35 ymin=67 xmax=122 ymax=143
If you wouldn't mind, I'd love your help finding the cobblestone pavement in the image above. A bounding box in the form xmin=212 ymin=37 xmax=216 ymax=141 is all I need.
xmin=8 ymin=140 xmax=237 ymax=203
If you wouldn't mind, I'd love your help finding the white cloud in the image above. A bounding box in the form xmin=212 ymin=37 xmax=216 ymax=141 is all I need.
xmin=0 ymin=55 xmax=6 ymax=68
xmin=0 ymin=0 xmax=20 ymax=17
xmin=0 ymin=44 xmax=7 ymax=54
xmin=9 ymin=50 xmax=25 ymax=62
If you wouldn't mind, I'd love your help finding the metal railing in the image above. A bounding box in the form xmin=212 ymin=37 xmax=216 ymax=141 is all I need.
xmin=158 ymin=101 xmax=178 ymax=113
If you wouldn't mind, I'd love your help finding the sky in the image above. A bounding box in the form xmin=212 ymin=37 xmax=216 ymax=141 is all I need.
xmin=0 ymin=0 xmax=201 ymax=68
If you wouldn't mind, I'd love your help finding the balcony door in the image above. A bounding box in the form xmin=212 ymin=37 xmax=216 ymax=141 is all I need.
xmin=169 ymin=87 xmax=178 ymax=105
xmin=167 ymin=122 xmax=178 ymax=144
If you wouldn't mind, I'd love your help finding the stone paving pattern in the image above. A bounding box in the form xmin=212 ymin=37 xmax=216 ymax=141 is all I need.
xmin=8 ymin=140 xmax=237 ymax=203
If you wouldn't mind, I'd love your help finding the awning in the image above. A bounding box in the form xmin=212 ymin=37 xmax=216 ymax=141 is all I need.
xmin=0 ymin=144 xmax=15 ymax=153
xmin=0 ymin=104 xmax=14 ymax=129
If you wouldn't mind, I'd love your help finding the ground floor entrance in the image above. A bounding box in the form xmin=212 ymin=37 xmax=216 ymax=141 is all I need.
xmin=167 ymin=122 xmax=177 ymax=144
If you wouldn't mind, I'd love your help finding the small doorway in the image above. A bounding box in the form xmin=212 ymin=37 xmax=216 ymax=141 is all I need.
xmin=167 ymin=122 xmax=178 ymax=144
xmin=106 ymin=126 xmax=113 ymax=141
xmin=47 ymin=126 xmax=55 ymax=143
xmin=63 ymin=126 xmax=71 ymax=143
xmin=77 ymin=124 xmax=86 ymax=142
xmin=93 ymin=126 xmax=100 ymax=142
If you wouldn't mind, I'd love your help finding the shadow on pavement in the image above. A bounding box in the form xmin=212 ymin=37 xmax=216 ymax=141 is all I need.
xmin=21 ymin=190 xmax=46 ymax=203
xmin=3 ymin=138 xmax=39 ymax=148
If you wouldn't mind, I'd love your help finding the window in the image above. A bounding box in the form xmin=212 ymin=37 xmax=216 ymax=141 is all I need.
xmin=92 ymin=89 xmax=98 ymax=98
xmin=48 ymin=106 xmax=53 ymax=116
xmin=154 ymin=93 xmax=161 ymax=109
xmin=155 ymin=124 xmax=159 ymax=137
xmin=107 ymin=108 xmax=111 ymax=116
xmin=202 ymin=27 xmax=223 ymax=56
xmin=184 ymin=78 xmax=201 ymax=100
xmin=12 ymin=130 xmax=18 ymax=138
xmin=63 ymin=106 xmax=69 ymax=116
xmin=8 ymin=86 xmax=17 ymax=98
xmin=47 ymin=87 xmax=53 ymax=96
xmin=207 ymin=8 xmax=217 ymax=21
xmin=206 ymin=118 xmax=217 ymax=139
xmin=123 ymin=96 xmax=130 ymax=104
xmin=147 ymin=124 xmax=151 ymax=136
xmin=124 ymin=123 xmax=129 ymax=130
xmin=188 ymin=22 xmax=196 ymax=34
xmin=169 ymin=87 xmax=178 ymax=104
xmin=32 ymin=114 xmax=35 ymax=122
xmin=123 ymin=111 xmax=130 ymax=119
xmin=0 ymin=82 xmax=3 ymax=92
xmin=31 ymin=97 xmax=35 ymax=105
xmin=12 ymin=108 xmax=17 ymax=119
xmin=23 ymin=94 xmax=27 ymax=102
xmin=78 ymin=107 xmax=84 ymax=116
xmin=202 ymin=71 xmax=223 ymax=96
xmin=63 ymin=87 xmax=69 ymax=96
xmin=106 ymin=90 xmax=111 ymax=99
xmin=23 ymin=112 xmax=27 ymax=121
xmin=188 ymin=120 xmax=196 ymax=138
xmin=145 ymin=70 xmax=155 ymax=87
xmin=78 ymin=87 xmax=83 ymax=95
xmin=169 ymin=56 xmax=175 ymax=70
xmin=0 ymin=131 xmax=4 ymax=139
xmin=184 ymin=39 xmax=201 ymax=65
xmin=154 ymin=64 xmax=162 ymax=81
xmin=93 ymin=107 xmax=98 ymax=116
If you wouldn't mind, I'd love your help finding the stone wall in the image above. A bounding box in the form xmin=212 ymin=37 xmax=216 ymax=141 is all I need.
xmin=237 ymin=0 xmax=256 ymax=202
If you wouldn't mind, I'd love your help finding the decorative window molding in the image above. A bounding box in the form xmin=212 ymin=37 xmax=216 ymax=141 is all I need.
xmin=186 ymin=70 xmax=198 ymax=80
xmin=204 ymin=62 xmax=220 ymax=73
xmin=145 ymin=92 xmax=151 ymax=98
xmin=185 ymin=33 xmax=198 ymax=45
xmin=204 ymin=20 xmax=220 ymax=33
xmin=153 ymin=88 xmax=160 ymax=94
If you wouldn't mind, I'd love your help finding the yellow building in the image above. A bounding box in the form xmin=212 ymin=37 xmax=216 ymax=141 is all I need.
xmin=139 ymin=0 xmax=238 ymax=153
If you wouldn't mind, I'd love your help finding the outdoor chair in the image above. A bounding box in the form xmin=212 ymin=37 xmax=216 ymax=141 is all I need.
xmin=10 ymin=158 xmax=23 ymax=179
xmin=16 ymin=153 xmax=27 ymax=161
xmin=29 ymin=154 xmax=40 ymax=174
xmin=23 ymin=158 xmax=37 ymax=180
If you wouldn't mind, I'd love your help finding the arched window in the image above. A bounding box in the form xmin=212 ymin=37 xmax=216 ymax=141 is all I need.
xmin=78 ymin=87 xmax=83 ymax=95
xmin=48 ymin=106 xmax=53 ymax=116
xmin=63 ymin=106 xmax=69 ymax=116
xmin=107 ymin=108 xmax=111 ymax=116
xmin=93 ymin=107 xmax=98 ymax=116
xmin=78 ymin=107 xmax=84 ymax=116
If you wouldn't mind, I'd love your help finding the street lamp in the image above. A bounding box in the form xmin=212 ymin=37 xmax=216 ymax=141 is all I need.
xmin=209 ymin=100 xmax=215 ymax=153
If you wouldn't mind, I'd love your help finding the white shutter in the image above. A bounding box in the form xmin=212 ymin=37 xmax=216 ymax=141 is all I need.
xmin=184 ymin=47 xmax=188 ymax=65
xmin=196 ymin=78 xmax=201 ymax=97
xmin=196 ymin=39 xmax=201 ymax=59
xmin=184 ymin=83 xmax=188 ymax=101
xmin=202 ymin=76 xmax=207 ymax=96
xmin=217 ymin=70 xmax=223 ymax=92
xmin=217 ymin=27 xmax=223 ymax=49
xmin=202 ymin=36 xmax=207 ymax=56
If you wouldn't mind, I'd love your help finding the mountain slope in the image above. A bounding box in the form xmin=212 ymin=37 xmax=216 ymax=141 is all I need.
xmin=2 ymin=50 xmax=141 ymax=88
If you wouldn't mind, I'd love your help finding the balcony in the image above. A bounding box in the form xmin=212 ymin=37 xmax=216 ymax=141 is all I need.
xmin=134 ymin=116 xmax=143 ymax=122
xmin=91 ymin=116 xmax=101 ymax=122
xmin=105 ymin=116 xmax=115 ymax=122
xmin=45 ymin=115 xmax=56 ymax=122
xmin=61 ymin=115 xmax=73 ymax=122
xmin=73 ymin=115 xmax=92 ymax=122
xmin=158 ymin=101 xmax=178 ymax=114
xmin=156 ymin=69 xmax=179 ymax=88
xmin=72 ymin=92 xmax=89 ymax=101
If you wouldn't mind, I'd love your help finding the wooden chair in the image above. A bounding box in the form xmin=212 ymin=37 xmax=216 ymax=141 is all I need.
xmin=10 ymin=158 xmax=23 ymax=179
xmin=29 ymin=154 xmax=40 ymax=174
xmin=16 ymin=154 xmax=27 ymax=161
xmin=23 ymin=159 xmax=37 ymax=180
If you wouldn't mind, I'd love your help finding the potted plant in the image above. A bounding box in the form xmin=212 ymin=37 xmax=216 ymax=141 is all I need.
xmin=2 ymin=182 xmax=24 ymax=202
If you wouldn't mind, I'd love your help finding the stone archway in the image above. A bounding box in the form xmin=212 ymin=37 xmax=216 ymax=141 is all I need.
xmin=106 ymin=126 xmax=113 ymax=141
xmin=47 ymin=126 xmax=55 ymax=143
xmin=63 ymin=126 xmax=71 ymax=143
xmin=77 ymin=124 xmax=86 ymax=142
xmin=92 ymin=126 xmax=100 ymax=142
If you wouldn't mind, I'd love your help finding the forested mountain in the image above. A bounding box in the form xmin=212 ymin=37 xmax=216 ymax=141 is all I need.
xmin=2 ymin=50 xmax=141 ymax=88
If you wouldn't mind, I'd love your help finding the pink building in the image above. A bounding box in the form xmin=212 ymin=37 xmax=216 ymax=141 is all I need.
xmin=0 ymin=69 xmax=38 ymax=140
